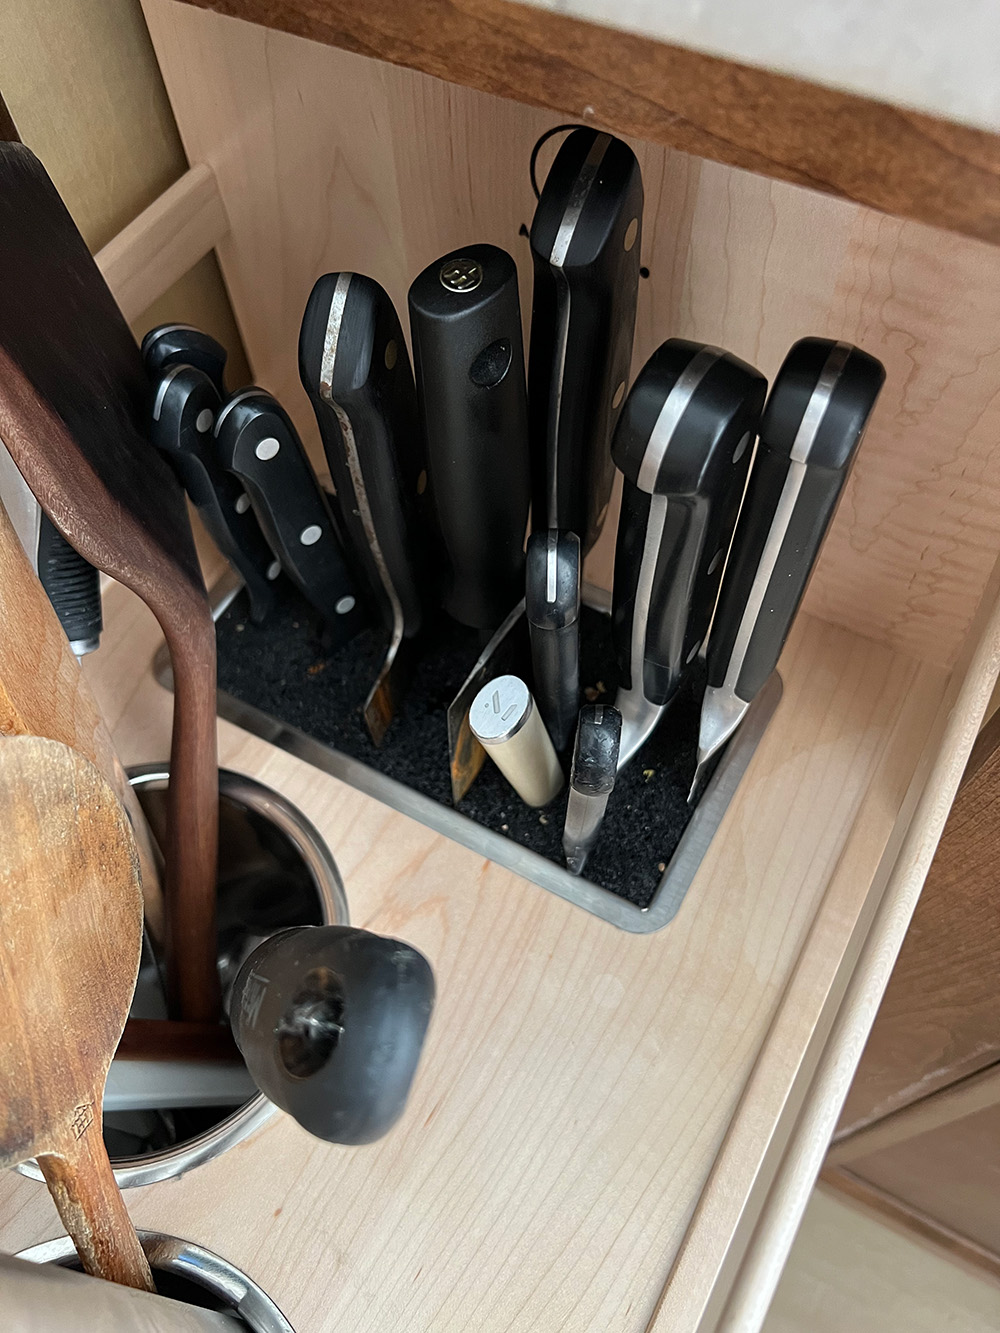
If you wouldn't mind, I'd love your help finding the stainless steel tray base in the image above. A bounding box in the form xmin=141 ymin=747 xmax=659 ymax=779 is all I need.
xmin=155 ymin=572 xmax=781 ymax=933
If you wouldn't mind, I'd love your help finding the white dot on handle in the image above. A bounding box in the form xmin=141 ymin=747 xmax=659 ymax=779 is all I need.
xmin=235 ymin=494 xmax=250 ymax=514
xmin=195 ymin=408 xmax=214 ymax=433
xmin=299 ymin=525 xmax=322 ymax=545
xmin=266 ymin=561 xmax=281 ymax=580
xmin=335 ymin=596 xmax=356 ymax=615
xmin=255 ymin=437 xmax=280 ymax=460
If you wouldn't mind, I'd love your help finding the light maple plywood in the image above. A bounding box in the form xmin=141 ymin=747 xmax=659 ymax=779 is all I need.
xmin=142 ymin=0 xmax=1000 ymax=671
xmin=0 ymin=562 xmax=950 ymax=1330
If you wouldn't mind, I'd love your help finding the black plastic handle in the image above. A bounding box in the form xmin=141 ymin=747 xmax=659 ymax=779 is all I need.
xmin=149 ymin=365 xmax=278 ymax=624
xmin=141 ymin=323 xmax=228 ymax=394
xmin=570 ymin=704 xmax=622 ymax=795
xmin=408 ymin=243 xmax=531 ymax=631
xmin=214 ymin=387 xmax=366 ymax=641
xmin=36 ymin=514 xmax=103 ymax=655
xmin=525 ymin=529 xmax=580 ymax=751
xmin=529 ymin=129 xmax=643 ymax=553
xmin=230 ymin=925 xmax=435 ymax=1145
xmin=299 ymin=272 xmax=430 ymax=640
xmin=611 ymin=340 xmax=766 ymax=706
xmin=707 ymin=338 xmax=885 ymax=702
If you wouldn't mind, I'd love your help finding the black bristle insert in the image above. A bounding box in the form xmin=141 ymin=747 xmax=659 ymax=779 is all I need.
xmin=215 ymin=586 xmax=702 ymax=909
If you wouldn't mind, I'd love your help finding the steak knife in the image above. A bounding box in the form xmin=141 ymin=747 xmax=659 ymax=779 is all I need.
xmin=150 ymin=364 xmax=279 ymax=624
xmin=690 ymin=338 xmax=885 ymax=799
xmin=528 ymin=128 xmax=643 ymax=552
xmin=612 ymin=339 xmax=767 ymax=768
xmin=408 ymin=244 xmax=531 ymax=632
xmin=214 ymin=387 xmax=366 ymax=641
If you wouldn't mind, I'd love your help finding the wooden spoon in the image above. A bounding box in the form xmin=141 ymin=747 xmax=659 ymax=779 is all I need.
xmin=0 ymin=735 xmax=154 ymax=1291
xmin=0 ymin=141 xmax=219 ymax=1022
xmin=0 ymin=492 xmax=165 ymax=941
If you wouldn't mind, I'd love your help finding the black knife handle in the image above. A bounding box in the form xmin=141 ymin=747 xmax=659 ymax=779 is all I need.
xmin=529 ymin=129 xmax=643 ymax=552
xmin=214 ymin=387 xmax=366 ymax=640
xmin=150 ymin=365 xmax=278 ymax=624
xmin=526 ymin=529 xmax=580 ymax=751
xmin=141 ymin=323 xmax=228 ymax=394
xmin=708 ymin=338 xmax=885 ymax=702
xmin=570 ymin=704 xmax=622 ymax=796
xmin=299 ymin=272 xmax=428 ymax=640
xmin=36 ymin=514 xmax=103 ymax=655
xmin=408 ymin=243 xmax=531 ymax=631
xmin=611 ymin=340 xmax=766 ymax=705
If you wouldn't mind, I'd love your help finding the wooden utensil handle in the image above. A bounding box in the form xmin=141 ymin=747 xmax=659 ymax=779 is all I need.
xmin=161 ymin=600 xmax=221 ymax=1025
xmin=38 ymin=1110 xmax=155 ymax=1292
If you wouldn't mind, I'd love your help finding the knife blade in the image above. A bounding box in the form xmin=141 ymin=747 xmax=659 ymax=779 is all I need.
xmin=563 ymin=704 xmax=622 ymax=875
xmin=0 ymin=441 xmax=102 ymax=655
xmin=611 ymin=339 xmax=767 ymax=768
xmin=141 ymin=323 xmax=228 ymax=394
xmin=408 ymin=244 xmax=531 ymax=632
xmin=525 ymin=528 xmax=580 ymax=752
xmin=528 ymin=128 xmax=643 ymax=552
xmin=214 ymin=387 xmax=366 ymax=642
xmin=689 ymin=337 xmax=885 ymax=799
xmin=150 ymin=364 xmax=279 ymax=624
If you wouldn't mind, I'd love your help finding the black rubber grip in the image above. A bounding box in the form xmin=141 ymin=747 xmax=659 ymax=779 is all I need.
xmin=408 ymin=243 xmax=531 ymax=631
xmin=529 ymin=129 xmax=643 ymax=552
xmin=36 ymin=514 xmax=102 ymax=651
xmin=611 ymin=340 xmax=766 ymax=704
xmin=707 ymin=339 xmax=885 ymax=701
xmin=299 ymin=272 xmax=431 ymax=639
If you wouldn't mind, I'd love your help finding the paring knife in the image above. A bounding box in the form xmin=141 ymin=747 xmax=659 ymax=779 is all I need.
xmin=408 ymin=243 xmax=531 ymax=632
xmin=214 ymin=387 xmax=366 ymax=642
xmin=689 ymin=338 xmax=885 ymax=799
xmin=529 ymin=128 xmax=643 ymax=552
xmin=563 ymin=704 xmax=622 ymax=875
xmin=299 ymin=272 xmax=430 ymax=742
xmin=0 ymin=441 xmax=102 ymax=655
xmin=526 ymin=529 xmax=580 ymax=752
xmin=150 ymin=364 xmax=279 ymax=624
xmin=612 ymin=339 xmax=767 ymax=769
xmin=141 ymin=323 xmax=228 ymax=394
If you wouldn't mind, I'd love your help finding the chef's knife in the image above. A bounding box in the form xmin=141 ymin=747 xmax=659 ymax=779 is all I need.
xmin=214 ymin=387 xmax=366 ymax=642
xmin=0 ymin=440 xmax=102 ymax=655
xmin=150 ymin=364 xmax=278 ymax=624
xmin=690 ymin=338 xmax=885 ymax=799
xmin=299 ymin=272 xmax=431 ymax=742
xmin=525 ymin=528 xmax=580 ymax=752
xmin=141 ymin=323 xmax=228 ymax=394
xmin=612 ymin=339 xmax=767 ymax=769
xmin=529 ymin=128 xmax=643 ymax=552
xmin=563 ymin=704 xmax=621 ymax=875
xmin=408 ymin=244 xmax=531 ymax=632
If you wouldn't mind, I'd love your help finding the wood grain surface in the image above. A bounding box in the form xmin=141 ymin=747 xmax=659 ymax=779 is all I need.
xmin=143 ymin=0 xmax=1000 ymax=672
xmin=0 ymin=736 xmax=153 ymax=1290
xmin=0 ymin=141 xmax=219 ymax=1023
xmin=170 ymin=0 xmax=1000 ymax=244
xmin=837 ymin=707 xmax=1000 ymax=1134
xmin=0 ymin=559 xmax=962 ymax=1331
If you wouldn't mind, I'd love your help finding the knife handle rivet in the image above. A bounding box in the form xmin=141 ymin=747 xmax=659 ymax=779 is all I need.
xmin=624 ymin=218 xmax=639 ymax=252
xmin=266 ymin=561 xmax=281 ymax=581
xmin=732 ymin=431 xmax=750 ymax=464
xmin=612 ymin=381 xmax=625 ymax=410
xmin=335 ymin=595 xmax=356 ymax=615
xmin=255 ymin=437 xmax=280 ymax=461
xmin=195 ymin=407 xmax=214 ymax=434
xmin=299 ymin=524 xmax=322 ymax=546
xmin=235 ymin=493 xmax=251 ymax=514
xmin=384 ymin=339 xmax=397 ymax=370
xmin=707 ymin=548 xmax=724 ymax=576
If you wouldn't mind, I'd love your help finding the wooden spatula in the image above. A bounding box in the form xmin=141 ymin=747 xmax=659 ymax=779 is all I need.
xmin=0 ymin=141 xmax=219 ymax=1022
xmin=0 ymin=493 xmax=165 ymax=940
xmin=0 ymin=734 xmax=154 ymax=1291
